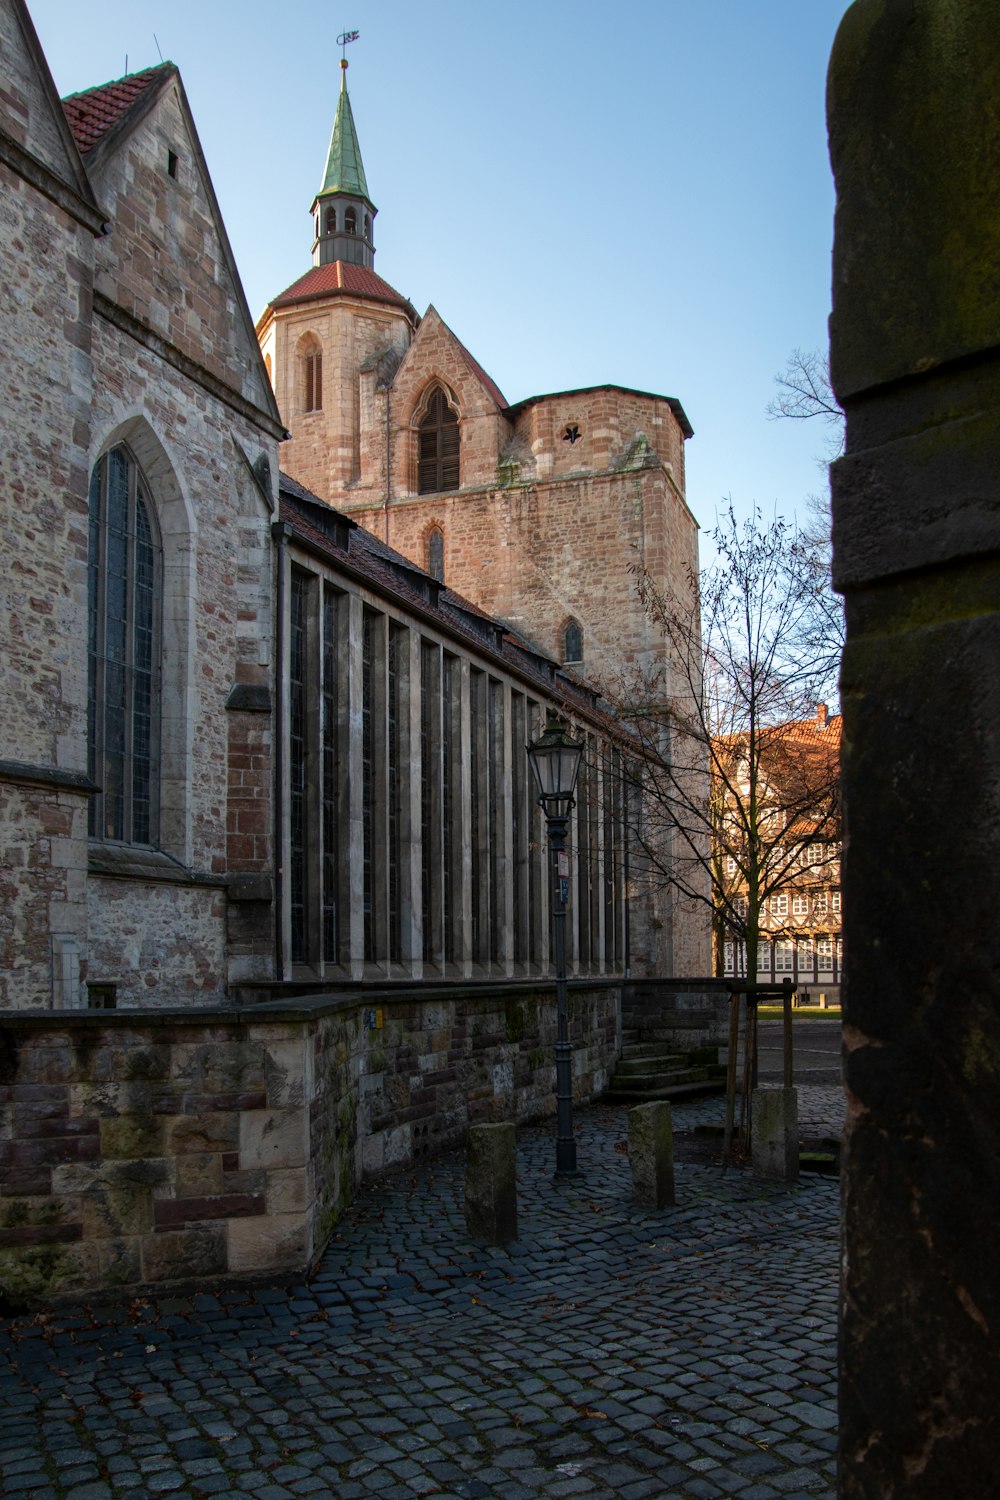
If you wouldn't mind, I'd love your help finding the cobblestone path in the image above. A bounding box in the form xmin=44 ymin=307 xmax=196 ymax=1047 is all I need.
xmin=0 ymin=1090 xmax=842 ymax=1499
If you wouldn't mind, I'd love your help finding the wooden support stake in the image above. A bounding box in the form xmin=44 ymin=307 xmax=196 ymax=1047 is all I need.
xmin=783 ymin=978 xmax=794 ymax=1089
xmin=723 ymin=992 xmax=740 ymax=1164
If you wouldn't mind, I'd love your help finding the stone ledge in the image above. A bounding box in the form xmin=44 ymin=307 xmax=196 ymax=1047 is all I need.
xmin=88 ymin=845 xmax=227 ymax=887
xmin=0 ymin=759 xmax=98 ymax=795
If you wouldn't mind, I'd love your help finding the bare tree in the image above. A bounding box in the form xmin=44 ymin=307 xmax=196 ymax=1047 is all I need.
xmin=620 ymin=503 xmax=841 ymax=984
xmin=769 ymin=348 xmax=847 ymax=701
xmin=767 ymin=347 xmax=844 ymax=460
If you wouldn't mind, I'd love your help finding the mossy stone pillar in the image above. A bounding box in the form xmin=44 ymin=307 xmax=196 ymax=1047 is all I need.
xmin=464 ymin=1123 xmax=517 ymax=1245
xmin=628 ymin=1102 xmax=675 ymax=1209
xmin=828 ymin=4 xmax=1000 ymax=1494
xmin=751 ymin=1088 xmax=798 ymax=1183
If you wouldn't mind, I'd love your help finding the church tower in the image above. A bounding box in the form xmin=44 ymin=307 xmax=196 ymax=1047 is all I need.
xmin=257 ymin=44 xmax=417 ymax=501
xmin=258 ymin=39 xmax=708 ymax=978
xmin=311 ymin=54 xmax=376 ymax=270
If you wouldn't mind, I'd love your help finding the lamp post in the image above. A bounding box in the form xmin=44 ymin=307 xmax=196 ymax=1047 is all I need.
xmin=527 ymin=711 xmax=584 ymax=1177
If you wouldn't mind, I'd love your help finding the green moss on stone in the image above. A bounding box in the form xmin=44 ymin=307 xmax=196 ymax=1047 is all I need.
xmin=0 ymin=1245 xmax=71 ymax=1309
xmin=963 ymin=1023 xmax=1000 ymax=1086
xmin=504 ymin=1001 xmax=525 ymax=1044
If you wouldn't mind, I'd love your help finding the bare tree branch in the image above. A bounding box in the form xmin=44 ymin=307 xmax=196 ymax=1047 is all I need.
xmin=767 ymin=348 xmax=844 ymax=459
xmin=613 ymin=504 xmax=841 ymax=981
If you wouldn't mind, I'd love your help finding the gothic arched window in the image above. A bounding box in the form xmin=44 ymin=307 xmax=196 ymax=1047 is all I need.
xmin=418 ymin=388 xmax=460 ymax=495
xmin=345 ymin=207 xmax=357 ymax=235
xmin=88 ymin=445 xmax=161 ymax=845
xmin=564 ymin=620 xmax=583 ymax=664
xmin=427 ymin=527 xmax=444 ymax=581
xmin=325 ymin=207 xmax=336 ymax=234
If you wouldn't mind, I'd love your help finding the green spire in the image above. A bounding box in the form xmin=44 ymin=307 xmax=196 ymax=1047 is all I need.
xmin=319 ymin=68 xmax=370 ymax=201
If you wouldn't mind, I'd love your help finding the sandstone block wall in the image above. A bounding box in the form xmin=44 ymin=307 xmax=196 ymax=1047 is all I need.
xmin=0 ymin=10 xmax=98 ymax=1013
xmin=1 ymin=35 xmax=282 ymax=1011
xmin=0 ymin=981 xmax=620 ymax=1304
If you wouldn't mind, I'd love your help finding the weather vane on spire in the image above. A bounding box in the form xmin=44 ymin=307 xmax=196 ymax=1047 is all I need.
xmin=337 ymin=30 xmax=360 ymax=71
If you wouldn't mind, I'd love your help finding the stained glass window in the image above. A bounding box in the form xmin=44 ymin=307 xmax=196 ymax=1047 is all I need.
xmin=87 ymin=447 xmax=160 ymax=845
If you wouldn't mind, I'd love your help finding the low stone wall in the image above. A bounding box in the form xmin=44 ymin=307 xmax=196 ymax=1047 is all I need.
xmin=621 ymin=978 xmax=730 ymax=1046
xmin=0 ymin=980 xmax=619 ymax=1305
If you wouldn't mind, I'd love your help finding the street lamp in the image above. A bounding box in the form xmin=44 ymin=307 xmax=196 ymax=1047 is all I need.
xmin=527 ymin=711 xmax=584 ymax=1176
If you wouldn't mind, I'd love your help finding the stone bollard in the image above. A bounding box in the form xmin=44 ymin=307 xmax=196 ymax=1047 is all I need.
xmin=464 ymin=1122 xmax=517 ymax=1244
xmin=628 ymin=1101 xmax=675 ymax=1209
xmin=751 ymin=1088 xmax=799 ymax=1183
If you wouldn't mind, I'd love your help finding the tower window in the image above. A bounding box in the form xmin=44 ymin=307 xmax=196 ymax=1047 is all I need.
xmin=304 ymin=349 xmax=323 ymax=412
xmin=418 ymin=388 xmax=460 ymax=494
xmin=325 ymin=208 xmax=336 ymax=234
xmin=88 ymin=445 xmax=161 ymax=846
xmin=167 ymin=149 xmax=178 ymax=180
xmin=564 ymin=620 xmax=583 ymax=664
xmin=427 ymin=527 xmax=444 ymax=582
xmin=345 ymin=207 xmax=357 ymax=235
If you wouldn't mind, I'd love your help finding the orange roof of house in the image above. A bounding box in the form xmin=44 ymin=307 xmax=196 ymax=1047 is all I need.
xmin=269 ymin=262 xmax=416 ymax=318
xmin=62 ymin=64 xmax=172 ymax=157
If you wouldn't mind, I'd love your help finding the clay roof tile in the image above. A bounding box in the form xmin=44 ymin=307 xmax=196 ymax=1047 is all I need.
xmin=268 ymin=261 xmax=416 ymax=318
xmin=62 ymin=63 xmax=173 ymax=158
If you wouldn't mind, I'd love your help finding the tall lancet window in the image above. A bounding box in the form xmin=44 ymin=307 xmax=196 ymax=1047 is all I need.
xmin=87 ymin=446 xmax=161 ymax=845
xmin=418 ymin=388 xmax=460 ymax=495
xmin=300 ymin=335 xmax=323 ymax=413
xmin=427 ymin=527 xmax=444 ymax=582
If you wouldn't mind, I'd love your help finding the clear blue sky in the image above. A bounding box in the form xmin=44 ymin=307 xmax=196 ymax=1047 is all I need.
xmin=29 ymin=0 xmax=851 ymax=540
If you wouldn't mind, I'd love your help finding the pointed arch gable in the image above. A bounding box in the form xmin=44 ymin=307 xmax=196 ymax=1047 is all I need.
xmin=409 ymin=377 xmax=461 ymax=427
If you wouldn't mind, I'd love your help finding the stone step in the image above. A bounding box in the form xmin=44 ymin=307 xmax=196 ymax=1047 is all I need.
xmin=617 ymin=1050 xmax=689 ymax=1062
xmin=617 ymin=1048 xmax=687 ymax=1070
xmin=603 ymin=1075 xmax=726 ymax=1105
xmin=612 ymin=1065 xmax=710 ymax=1089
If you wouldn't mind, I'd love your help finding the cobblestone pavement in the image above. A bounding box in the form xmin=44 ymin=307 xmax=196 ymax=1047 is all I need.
xmin=0 ymin=1089 xmax=842 ymax=1500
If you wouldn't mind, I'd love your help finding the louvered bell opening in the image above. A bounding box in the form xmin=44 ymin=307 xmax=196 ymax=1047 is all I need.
xmin=418 ymin=390 xmax=461 ymax=494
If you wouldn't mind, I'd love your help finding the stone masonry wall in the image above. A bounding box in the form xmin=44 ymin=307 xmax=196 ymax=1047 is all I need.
xmin=0 ymin=981 xmax=620 ymax=1305
xmin=264 ymin=298 xmax=413 ymax=502
xmin=85 ymin=877 xmax=228 ymax=1009
xmin=0 ymin=24 xmax=97 ymax=1012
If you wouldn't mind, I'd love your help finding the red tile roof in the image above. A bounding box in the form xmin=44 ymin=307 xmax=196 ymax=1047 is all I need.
xmin=269 ymin=262 xmax=416 ymax=318
xmin=62 ymin=64 xmax=172 ymax=158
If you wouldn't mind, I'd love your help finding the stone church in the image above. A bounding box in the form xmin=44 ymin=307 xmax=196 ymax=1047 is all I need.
xmin=259 ymin=56 xmax=708 ymax=980
xmin=0 ymin=0 xmax=708 ymax=1014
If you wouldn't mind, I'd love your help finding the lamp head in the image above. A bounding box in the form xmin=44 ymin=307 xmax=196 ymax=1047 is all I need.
xmin=526 ymin=711 xmax=583 ymax=821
